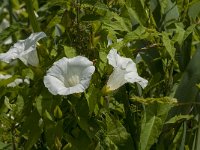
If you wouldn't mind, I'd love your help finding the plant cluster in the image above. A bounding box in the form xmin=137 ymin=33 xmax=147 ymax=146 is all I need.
xmin=0 ymin=0 xmax=200 ymax=149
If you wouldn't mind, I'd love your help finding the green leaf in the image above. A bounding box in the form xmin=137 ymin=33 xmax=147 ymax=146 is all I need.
xmin=124 ymin=26 xmax=147 ymax=41
xmin=81 ymin=14 xmax=102 ymax=21
xmin=125 ymin=0 xmax=148 ymax=26
xmin=165 ymin=115 xmax=193 ymax=124
xmin=103 ymin=12 xmax=131 ymax=32
xmin=44 ymin=120 xmax=63 ymax=149
xmin=85 ymin=84 xmax=100 ymax=114
xmin=173 ymin=23 xmax=185 ymax=45
xmin=183 ymin=24 xmax=196 ymax=41
xmin=138 ymin=97 xmax=176 ymax=150
xmin=35 ymin=93 xmax=61 ymax=118
xmin=82 ymin=1 xmax=108 ymax=11
xmin=47 ymin=10 xmax=64 ymax=30
xmin=54 ymin=105 xmax=63 ymax=119
xmin=140 ymin=115 xmax=162 ymax=150
xmin=169 ymin=46 xmax=200 ymax=116
xmin=159 ymin=0 xmax=168 ymax=14
xmin=132 ymin=96 xmax=177 ymax=105
xmin=0 ymin=23 xmax=22 ymax=43
xmin=22 ymin=68 xmax=34 ymax=80
xmin=171 ymin=123 xmax=184 ymax=149
xmin=45 ymin=110 xmax=54 ymax=121
xmin=64 ymin=46 xmax=77 ymax=58
xmin=65 ymin=130 xmax=91 ymax=150
xmin=193 ymin=115 xmax=200 ymax=150
xmin=140 ymin=48 xmax=164 ymax=75
xmin=162 ymin=32 xmax=176 ymax=60
xmin=179 ymin=122 xmax=187 ymax=150
xmin=0 ymin=141 xmax=10 ymax=149
xmin=188 ymin=1 xmax=200 ymax=19
xmin=21 ymin=109 xmax=42 ymax=150
xmin=4 ymin=96 xmax=14 ymax=110
xmin=106 ymin=113 xmax=134 ymax=149
xmin=160 ymin=0 xmax=179 ymax=26
xmin=13 ymin=95 xmax=24 ymax=118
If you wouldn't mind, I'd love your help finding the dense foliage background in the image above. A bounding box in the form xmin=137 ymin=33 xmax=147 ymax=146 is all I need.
xmin=0 ymin=0 xmax=200 ymax=149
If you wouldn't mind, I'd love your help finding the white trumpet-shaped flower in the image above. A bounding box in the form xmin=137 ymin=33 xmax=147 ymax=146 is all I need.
xmin=106 ymin=48 xmax=148 ymax=91
xmin=0 ymin=32 xmax=46 ymax=66
xmin=0 ymin=74 xmax=29 ymax=87
xmin=107 ymin=37 xmax=131 ymax=47
xmin=43 ymin=56 xmax=95 ymax=95
xmin=0 ymin=19 xmax=12 ymax=44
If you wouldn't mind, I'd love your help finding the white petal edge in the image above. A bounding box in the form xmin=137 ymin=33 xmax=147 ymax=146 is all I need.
xmin=125 ymin=72 xmax=148 ymax=89
xmin=107 ymin=48 xmax=119 ymax=68
xmin=107 ymin=48 xmax=133 ymax=69
xmin=0 ymin=32 xmax=46 ymax=66
xmin=107 ymin=68 xmax=127 ymax=91
xmin=43 ymin=75 xmax=67 ymax=95
xmin=43 ymin=56 xmax=95 ymax=95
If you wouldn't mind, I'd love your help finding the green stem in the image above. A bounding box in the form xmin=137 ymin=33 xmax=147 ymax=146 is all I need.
xmin=24 ymin=0 xmax=50 ymax=61
xmin=123 ymin=85 xmax=137 ymax=149
xmin=8 ymin=0 xmax=17 ymax=42
xmin=11 ymin=125 xmax=16 ymax=150
xmin=8 ymin=0 xmax=13 ymax=24
xmin=76 ymin=0 xmax=80 ymax=24
xmin=24 ymin=0 xmax=41 ymax=32
xmin=195 ymin=114 xmax=200 ymax=150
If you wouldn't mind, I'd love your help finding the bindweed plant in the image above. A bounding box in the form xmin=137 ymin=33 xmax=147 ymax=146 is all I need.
xmin=0 ymin=0 xmax=200 ymax=149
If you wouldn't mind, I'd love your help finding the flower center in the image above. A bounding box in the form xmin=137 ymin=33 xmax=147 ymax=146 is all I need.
xmin=68 ymin=75 xmax=80 ymax=87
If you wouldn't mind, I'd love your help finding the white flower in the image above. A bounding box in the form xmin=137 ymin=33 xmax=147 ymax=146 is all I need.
xmin=107 ymin=38 xmax=113 ymax=47
xmin=7 ymin=78 xmax=24 ymax=87
xmin=106 ymin=48 xmax=148 ymax=91
xmin=135 ymin=53 xmax=142 ymax=64
xmin=0 ymin=19 xmax=12 ymax=44
xmin=117 ymin=38 xmax=123 ymax=43
xmin=107 ymin=37 xmax=131 ymax=47
xmin=0 ymin=74 xmax=29 ymax=87
xmin=43 ymin=56 xmax=95 ymax=95
xmin=0 ymin=74 xmax=12 ymax=80
xmin=0 ymin=32 xmax=46 ymax=66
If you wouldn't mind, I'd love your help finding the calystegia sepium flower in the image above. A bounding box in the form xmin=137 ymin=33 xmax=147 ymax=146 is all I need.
xmin=0 ymin=32 xmax=46 ymax=66
xmin=0 ymin=74 xmax=30 ymax=87
xmin=43 ymin=56 xmax=95 ymax=95
xmin=105 ymin=48 xmax=148 ymax=92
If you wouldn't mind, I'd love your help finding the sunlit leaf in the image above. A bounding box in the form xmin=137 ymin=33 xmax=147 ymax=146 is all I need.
xmin=165 ymin=115 xmax=193 ymax=124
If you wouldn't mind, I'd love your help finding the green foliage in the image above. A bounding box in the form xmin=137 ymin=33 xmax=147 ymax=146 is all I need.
xmin=0 ymin=0 xmax=200 ymax=149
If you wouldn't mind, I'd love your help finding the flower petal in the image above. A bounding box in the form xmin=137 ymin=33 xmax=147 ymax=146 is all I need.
xmin=67 ymin=56 xmax=94 ymax=83
xmin=20 ymin=49 xmax=39 ymax=67
xmin=80 ymin=66 xmax=95 ymax=88
xmin=0 ymin=48 xmax=19 ymax=63
xmin=45 ymin=57 xmax=68 ymax=83
xmin=107 ymin=48 xmax=133 ymax=69
xmin=0 ymin=74 xmax=30 ymax=87
xmin=0 ymin=32 xmax=46 ymax=66
xmin=107 ymin=38 xmax=113 ymax=47
xmin=24 ymin=32 xmax=46 ymax=50
xmin=69 ymin=56 xmax=94 ymax=68
xmin=106 ymin=48 xmax=148 ymax=91
xmin=0 ymin=74 xmax=12 ymax=79
xmin=107 ymin=48 xmax=119 ymax=68
xmin=107 ymin=68 xmax=127 ymax=91
xmin=59 ymin=84 xmax=85 ymax=95
xmin=44 ymin=56 xmax=95 ymax=96
xmin=43 ymin=75 xmax=67 ymax=95
xmin=125 ymin=72 xmax=148 ymax=88
xmin=7 ymin=79 xmax=23 ymax=87
xmin=126 ymin=60 xmax=137 ymax=73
